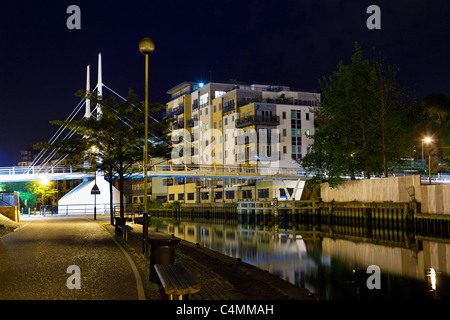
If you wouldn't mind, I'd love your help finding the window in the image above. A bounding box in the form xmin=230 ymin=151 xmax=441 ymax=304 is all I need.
xmin=215 ymin=191 xmax=223 ymax=199
xmin=226 ymin=191 xmax=235 ymax=199
xmin=258 ymin=189 xmax=269 ymax=198
xmin=213 ymin=105 xmax=216 ymax=113
xmin=283 ymin=128 xmax=286 ymax=136
xmin=178 ymin=193 xmax=185 ymax=201
xmin=282 ymin=111 xmax=286 ymax=119
xmin=201 ymin=192 xmax=209 ymax=200
xmin=306 ymin=113 xmax=310 ymax=120
xmin=292 ymin=129 xmax=296 ymax=136
xmin=224 ymin=99 xmax=234 ymax=111
xmin=291 ymin=111 xmax=295 ymax=119
xmin=283 ymin=146 xmax=287 ymax=154
xmin=242 ymin=190 xmax=252 ymax=199
xmin=169 ymin=194 xmax=175 ymax=201
xmin=200 ymin=93 xmax=209 ymax=106
xmin=292 ymin=146 xmax=296 ymax=153
xmin=215 ymin=91 xmax=225 ymax=99
xmin=224 ymin=117 xmax=228 ymax=125
xmin=279 ymin=188 xmax=294 ymax=198
xmin=187 ymin=193 xmax=195 ymax=201
xmin=305 ymin=129 xmax=310 ymax=136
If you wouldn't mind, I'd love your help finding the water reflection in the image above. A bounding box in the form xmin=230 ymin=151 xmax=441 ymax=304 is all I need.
xmin=155 ymin=220 xmax=450 ymax=299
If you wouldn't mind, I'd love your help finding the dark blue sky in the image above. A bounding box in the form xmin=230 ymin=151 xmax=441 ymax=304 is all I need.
xmin=1 ymin=0 xmax=449 ymax=166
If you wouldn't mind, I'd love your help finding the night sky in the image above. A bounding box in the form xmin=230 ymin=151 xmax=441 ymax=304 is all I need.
xmin=1 ymin=0 xmax=449 ymax=166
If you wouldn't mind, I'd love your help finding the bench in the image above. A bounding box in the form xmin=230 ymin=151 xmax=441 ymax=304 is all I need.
xmin=118 ymin=225 xmax=133 ymax=241
xmin=154 ymin=263 xmax=201 ymax=300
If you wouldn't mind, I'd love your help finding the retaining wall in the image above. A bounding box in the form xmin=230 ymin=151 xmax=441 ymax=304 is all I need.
xmin=321 ymin=175 xmax=450 ymax=215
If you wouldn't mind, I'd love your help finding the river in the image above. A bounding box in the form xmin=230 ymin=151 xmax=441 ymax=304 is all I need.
xmin=153 ymin=218 xmax=450 ymax=300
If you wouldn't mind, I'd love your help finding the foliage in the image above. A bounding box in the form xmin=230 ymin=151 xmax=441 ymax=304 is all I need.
xmin=421 ymin=93 xmax=450 ymax=170
xmin=300 ymin=43 xmax=412 ymax=187
xmin=0 ymin=181 xmax=57 ymax=207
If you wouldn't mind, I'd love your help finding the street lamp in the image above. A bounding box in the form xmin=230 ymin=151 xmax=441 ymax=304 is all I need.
xmin=422 ymin=137 xmax=433 ymax=184
xmin=422 ymin=137 xmax=432 ymax=161
xmin=139 ymin=37 xmax=155 ymax=254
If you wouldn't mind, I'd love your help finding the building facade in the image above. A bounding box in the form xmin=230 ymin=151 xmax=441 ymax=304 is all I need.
xmin=164 ymin=80 xmax=320 ymax=204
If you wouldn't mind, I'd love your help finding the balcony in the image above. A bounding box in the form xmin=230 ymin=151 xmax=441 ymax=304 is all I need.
xmin=172 ymin=105 xmax=185 ymax=115
xmin=172 ymin=119 xmax=184 ymax=130
xmin=186 ymin=117 xmax=198 ymax=128
xmin=163 ymin=110 xmax=173 ymax=120
xmin=235 ymin=115 xmax=280 ymax=128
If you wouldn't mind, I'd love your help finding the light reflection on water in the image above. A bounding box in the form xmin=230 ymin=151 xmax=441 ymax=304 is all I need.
xmin=156 ymin=220 xmax=450 ymax=299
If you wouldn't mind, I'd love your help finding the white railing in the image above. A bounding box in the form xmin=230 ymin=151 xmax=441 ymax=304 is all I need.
xmin=148 ymin=164 xmax=308 ymax=177
xmin=0 ymin=165 xmax=76 ymax=176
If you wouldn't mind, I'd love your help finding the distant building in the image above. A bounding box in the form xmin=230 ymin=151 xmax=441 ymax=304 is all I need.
xmin=18 ymin=147 xmax=39 ymax=167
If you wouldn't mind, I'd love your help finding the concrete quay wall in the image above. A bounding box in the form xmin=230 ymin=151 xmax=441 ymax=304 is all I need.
xmin=321 ymin=175 xmax=450 ymax=215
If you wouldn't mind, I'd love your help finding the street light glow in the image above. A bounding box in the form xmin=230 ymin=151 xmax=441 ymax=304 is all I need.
xmin=423 ymin=137 xmax=432 ymax=143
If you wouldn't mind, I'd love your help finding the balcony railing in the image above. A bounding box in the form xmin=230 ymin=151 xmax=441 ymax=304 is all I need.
xmin=172 ymin=120 xmax=184 ymax=130
xmin=172 ymin=105 xmax=184 ymax=115
xmin=235 ymin=115 xmax=280 ymax=128
xmin=163 ymin=110 xmax=173 ymax=120
xmin=186 ymin=117 xmax=199 ymax=128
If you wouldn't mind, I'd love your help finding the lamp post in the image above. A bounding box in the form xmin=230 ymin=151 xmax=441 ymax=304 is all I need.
xmin=422 ymin=137 xmax=432 ymax=184
xmin=422 ymin=137 xmax=432 ymax=161
xmin=429 ymin=154 xmax=431 ymax=184
xmin=139 ymin=37 xmax=155 ymax=254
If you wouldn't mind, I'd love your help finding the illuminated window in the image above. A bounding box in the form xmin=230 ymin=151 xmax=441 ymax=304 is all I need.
xmin=215 ymin=91 xmax=226 ymax=99
xmin=200 ymin=93 xmax=209 ymax=106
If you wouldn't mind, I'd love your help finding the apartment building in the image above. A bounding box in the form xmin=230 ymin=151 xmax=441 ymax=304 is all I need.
xmin=164 ymin=80 xmax=320 ymax=204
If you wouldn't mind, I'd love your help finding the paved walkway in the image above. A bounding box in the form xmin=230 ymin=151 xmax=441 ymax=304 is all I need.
xmin=1 ymin=214 xmax=315 ymax=300
xmin=0 ymin=216 xmax=144 ymax=300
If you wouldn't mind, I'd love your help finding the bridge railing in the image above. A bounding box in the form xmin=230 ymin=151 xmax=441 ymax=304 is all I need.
xmin=0 ymin=165 xmax=77 ymax=176
xmin=147 ymin=164 xmax=309 ymax=177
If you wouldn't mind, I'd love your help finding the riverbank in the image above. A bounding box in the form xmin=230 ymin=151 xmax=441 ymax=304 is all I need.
xmin=98 ymin=218 xmax=316 ymax=300
xmin=0 ymin=213 xmax=24 ymax=237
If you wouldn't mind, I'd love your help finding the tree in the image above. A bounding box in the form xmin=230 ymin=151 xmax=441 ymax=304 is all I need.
xmin=422 ymin=93 xmax=450 ymax=170
xmin=300 ymin=44 xmax=411 ymax=186
xmin=0 ymin=181 xmax=57 ymax=208
xmin=373 ymin=58 xmax=410 ymax=177
xmin=39 ymin=89 xmax=172 ymax=221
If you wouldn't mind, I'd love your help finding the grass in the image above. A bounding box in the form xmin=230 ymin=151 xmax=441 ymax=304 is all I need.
xmin=0 ymin=224 xmax=15 ymax=237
